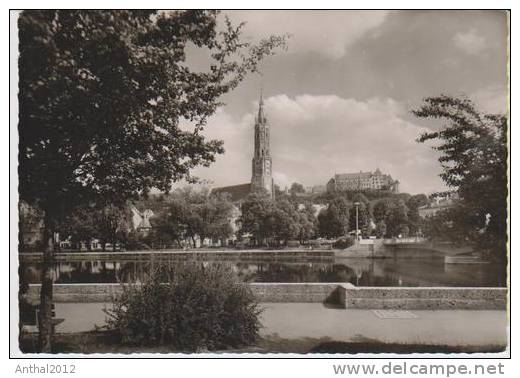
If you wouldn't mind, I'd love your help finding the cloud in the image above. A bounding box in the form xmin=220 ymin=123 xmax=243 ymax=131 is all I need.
xmin=272 ymin=172 xmax=293 ymax=189
xmin=471 ymin=85 xmax=508 ymax=114
xmin=452 ymin=29 xmax=487 ymax=55
xmin=225 ymin=10 xmax=389 ymax=59
xmin=194 ymin=94 xmax=446 ymax=194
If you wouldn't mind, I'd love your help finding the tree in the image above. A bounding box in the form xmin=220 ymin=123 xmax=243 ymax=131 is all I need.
xmin=239 ymin=191 xmax=274 ymax=246
xmin=139 ymin=194 xmax=191 ymax=249
xmin=18 ymin=10 xmax=285 ymax=351
xmin=297 ymin=203 xmax=317 ymax=243
xmin=348 ymin=201 xmax=370 ymax=237
xmin=372 ymin=199 xmax=390 ymax=223
xmin=375 ymin=220 xmax=387 ymax=238
xmin=268 ymin=199 xmax=301 ymax=245
xmin=403 ymin=195 xmax=426 ymax=236
xmin=351 ymin=193 xmax=369 ymax=207
xmin=317 ymin=197 xmax=349 ymax=238
xmin=413 ymin=96 xmax=507 ymax=260
xmin=60 ymin=203 xmax=131 ymax=250
xmin=407 ymin=194 xmax=429 ymax=210
xmin=161 ymin=188 xmax=234 ymax=247
xmin=18 ymin=201 xmax=44 ymax=252
xmin=94 ymin=205 xmax=131 ymax=251
xmin=385 ymin=200 xmax=409 ymax=237
xmin=289 ymin=182 xmax=305 ymax=196
xmin=204 ymin=194 xmax=235 ymax=244
xmin=59 ymin=206 xmax=98 ymax=250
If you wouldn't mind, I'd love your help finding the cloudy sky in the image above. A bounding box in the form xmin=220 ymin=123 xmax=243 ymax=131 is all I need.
xmin=187 ymin=10 xmax=508 ymax=194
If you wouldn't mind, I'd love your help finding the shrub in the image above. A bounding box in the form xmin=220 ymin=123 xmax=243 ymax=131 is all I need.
xmin=332 ymin=237 xmax=355 ymax=249
xmin=104 ymin=263 xmax=261 ymax=352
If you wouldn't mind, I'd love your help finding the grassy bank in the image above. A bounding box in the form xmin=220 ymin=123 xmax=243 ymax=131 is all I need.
xmin=19 ymin=332 xmax=506 ymax=355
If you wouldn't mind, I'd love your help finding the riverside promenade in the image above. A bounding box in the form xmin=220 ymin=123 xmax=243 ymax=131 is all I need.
xmin=24 ymin=282 xmax=508 ymax=353
xmin=49 ymin=302 xmax=508 ymax=353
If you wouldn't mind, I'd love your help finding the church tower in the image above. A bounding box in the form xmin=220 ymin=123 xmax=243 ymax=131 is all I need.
xmin=251 ymin=91 xmax=274 ymax=197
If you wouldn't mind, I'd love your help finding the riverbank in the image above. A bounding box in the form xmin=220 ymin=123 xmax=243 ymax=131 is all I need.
xmin=18 ymin=249 xmax=336 ymax=263
xmin=19 ymin=333 xmax=507 ymax=354
xmin=19 ymin=240 xmax=480 ymax=263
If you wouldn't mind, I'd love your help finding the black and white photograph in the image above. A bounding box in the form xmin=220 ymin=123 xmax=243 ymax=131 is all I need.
xmin=10 ymin=8 xmax=510 ymax=361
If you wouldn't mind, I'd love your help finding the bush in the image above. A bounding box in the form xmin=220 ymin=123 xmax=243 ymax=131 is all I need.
xmin=104 ymin=263 xmax=261 ymax=352
xmin=332 ymin=237 xmax=355 ymax=249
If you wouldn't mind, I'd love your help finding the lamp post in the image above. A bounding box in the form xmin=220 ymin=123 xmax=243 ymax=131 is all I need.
xmin=354 ymin=202 xmax=360 ymax=242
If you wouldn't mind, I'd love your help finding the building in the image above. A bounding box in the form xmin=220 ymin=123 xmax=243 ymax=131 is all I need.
xmin=326 ymin=168 xmax=399 ymax=193
xmin=306 ymin=185 xmax=327 ymax=194
xmin=418 ymin=192 xmax=458 ymax=218
xmin=130 ymin=205 xmax=154 ymax=236
xmin=212 ymin=91 xmax=274 ymax=201
xmin=18 ymin=201 xmax=44 ymax=249
xmin=250 ymin=92 xmax=274 ymax=196
xmin=298 ymin=203 xmax=327 ymax=217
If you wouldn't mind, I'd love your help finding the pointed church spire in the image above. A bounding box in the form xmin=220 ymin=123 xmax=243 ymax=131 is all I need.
xmin=257 ymin=87 xmax=266 ymax=123
xmin=251 ymin=85 xmax=273 ymax=198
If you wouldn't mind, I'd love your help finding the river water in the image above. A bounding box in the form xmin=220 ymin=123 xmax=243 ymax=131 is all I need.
xmin=19 ymin=253 xmax=507 ymax=287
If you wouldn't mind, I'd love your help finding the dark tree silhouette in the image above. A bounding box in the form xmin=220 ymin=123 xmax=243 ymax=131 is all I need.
xmin=18 ymin=10 xmax=285 ymax=351
xmin=413 ymin=95 xmax=507 ymax=260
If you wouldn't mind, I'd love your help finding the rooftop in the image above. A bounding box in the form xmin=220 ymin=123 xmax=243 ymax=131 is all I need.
xmin=211 ymin=183 xmax=252 ymax=202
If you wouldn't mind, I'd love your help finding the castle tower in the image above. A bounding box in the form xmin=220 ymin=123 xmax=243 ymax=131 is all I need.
xmin=251 ymin=91 xmax=273 ymax=197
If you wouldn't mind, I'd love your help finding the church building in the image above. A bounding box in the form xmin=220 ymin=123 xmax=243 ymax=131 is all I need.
xmin=212 ymin=91 xmax=274 ymax=201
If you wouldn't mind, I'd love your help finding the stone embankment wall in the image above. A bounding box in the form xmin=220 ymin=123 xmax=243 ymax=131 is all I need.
xmin=338 ymin=285 xmax=507 ymax=310
xmin=26 ymin=283 xmax=507 ymax=310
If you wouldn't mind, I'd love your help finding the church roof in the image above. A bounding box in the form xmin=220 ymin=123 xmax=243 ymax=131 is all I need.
xmin=211 ymin=183 xmax=252 ymax=202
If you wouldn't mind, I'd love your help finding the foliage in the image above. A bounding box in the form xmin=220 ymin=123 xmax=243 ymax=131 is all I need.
xmin=19 ymin=10 xmax=286 ymax=219
xmin=18 ymin=201 xmax=44 ymax=251
xmin=297 ymin=203 xmax=317 ymax=242
xmin=406 ymin=194 xmax=429 ymax=209
xmin=268 ymin=199 xmax=301 ymax=244
xmin=313 ymin=190 xmax=427 ymax=238
xmin=59 ymin=206 xmax=97 ymax=249
xmin=372 ymin=199 xmax=390 ymax=223
xmin=317 ymin=197 xmax=349 ymax=238
xmin=140 ymin=187 xmax=235 ymax=247
xmin=405 ymin=200 xmax=424 ymax=236
xmin=18 ymin=10 xmax=285 ymax=351
xmin=239 ymin=193 xmax=317 ymax=246
xmin=239 ymin=192 xmax=274 ymax=245
xmin=348 ymin=201 xmax=371 ymax=237
xmin=413 ymin=95 xmax=508 ymax=258
xmin=60 ymin=204 xmax=131 ymax=250
xmin=104 ymin=263 xmax=261 ymax=351
xmin=289 ymin=182 xmax=305 ymax=196
xmin=422 ymin=203 xmax=477 ymax=245
xmin=385 ymin=200 xmax=409 ymax=237
xmin=332 ymin=236 xmax=355 ymax=249
xmin=374 ymin=220 xmax=387 ymax=238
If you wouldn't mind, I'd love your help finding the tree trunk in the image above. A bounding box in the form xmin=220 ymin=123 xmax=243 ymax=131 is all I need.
xmin=38 ymin=214 xmax=55 ymax=353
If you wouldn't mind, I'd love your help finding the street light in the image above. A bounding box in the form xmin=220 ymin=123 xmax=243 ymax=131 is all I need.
xmin=354 ymin=202 xmax=360 ymax=242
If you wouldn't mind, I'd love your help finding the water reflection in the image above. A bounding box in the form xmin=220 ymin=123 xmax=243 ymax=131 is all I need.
xmin=19 ymin=256 xmax=507 ymax=287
